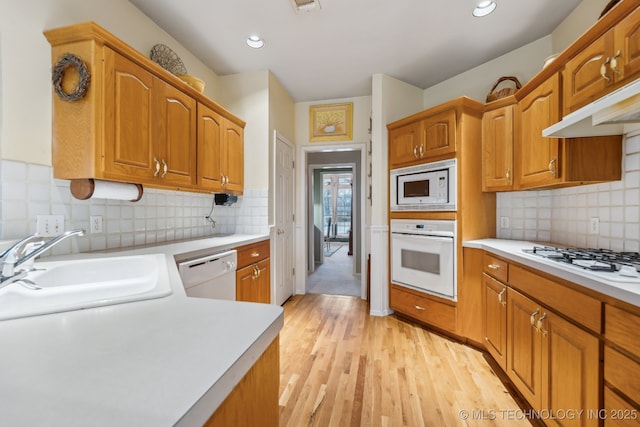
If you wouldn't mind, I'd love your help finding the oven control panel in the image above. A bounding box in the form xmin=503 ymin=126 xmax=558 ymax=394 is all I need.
xmin=390 ymin=219 xmax=455 ymax=237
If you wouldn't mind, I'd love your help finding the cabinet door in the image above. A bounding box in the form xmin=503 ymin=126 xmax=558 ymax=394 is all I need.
xmin=614 ymin=6 xmax=640 ymax=85
xmin=222 ymin=119 xmax=244 ymax=193
xmin=103 ymin=48 xmax=155 ymax=182
xmin=256 ymin=258 xmax=271 ymax=304
xmin=483 ymin=274 xmax=507 ymax=370
xmin=236 ymin=264 xmax=256 ymax=302
xmin=389 ymin=121 xmax=422 ymax=168
xmin=197 ymin=103 xmax=224 ymax=191
xmin=541 ymin=311 xmax=600 ymax=427
xmin=421 ymin=109 xmax=456 ymax=160
xmin=507 ymin=288 xmax=543 ymax=409
xmin=482 ymin=105 xmax=514 ymax=191
xmin=156 ymin=80 xmax=197 ymax=188
xmin=517 ymin=74 xmax=562 ymax=189
xmin=563 ymin=30 xmax=615 ymax=115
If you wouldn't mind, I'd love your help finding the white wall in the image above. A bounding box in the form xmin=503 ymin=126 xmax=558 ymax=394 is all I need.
xmin=552 ymin=0 xmax=610 ymax=53
xmin=423 ymin=36 xmax=552 ymax=109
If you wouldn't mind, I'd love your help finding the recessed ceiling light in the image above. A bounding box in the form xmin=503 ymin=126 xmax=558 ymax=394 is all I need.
xmin=473 ymin=1 xmax=496 ymax=17
xmin=246 ymin=35 xmax=264 ymax=49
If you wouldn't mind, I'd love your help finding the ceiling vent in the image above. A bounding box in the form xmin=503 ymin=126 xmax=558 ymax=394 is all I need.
xmin=290 ymin=0 xmax=321 ymax=12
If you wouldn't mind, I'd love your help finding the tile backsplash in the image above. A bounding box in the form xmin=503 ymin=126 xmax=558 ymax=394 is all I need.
xmin=497 ymin=131 xmax=640 ymax=252
xmin=0 ymin=160 xmax=268 ymax=256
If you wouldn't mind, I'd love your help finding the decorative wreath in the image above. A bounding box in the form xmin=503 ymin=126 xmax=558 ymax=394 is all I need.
xmin=52 ymin=53 xmax=91 ymax=101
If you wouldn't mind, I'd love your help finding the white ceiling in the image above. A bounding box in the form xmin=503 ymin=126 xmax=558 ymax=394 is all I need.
xmin=130 ymin=0 xmax=583 ymax=102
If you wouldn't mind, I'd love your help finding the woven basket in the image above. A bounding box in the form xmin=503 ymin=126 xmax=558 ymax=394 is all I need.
xmin=486 ymin=76 xmax=522 ymax=103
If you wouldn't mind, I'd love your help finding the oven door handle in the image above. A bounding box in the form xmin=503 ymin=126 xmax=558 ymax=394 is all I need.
xmin=392 ymin=233 xmax=454 ymax=242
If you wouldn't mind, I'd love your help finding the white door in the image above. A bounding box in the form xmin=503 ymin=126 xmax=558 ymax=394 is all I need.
xmin=274 ymin=132 xmax=295 ymax=305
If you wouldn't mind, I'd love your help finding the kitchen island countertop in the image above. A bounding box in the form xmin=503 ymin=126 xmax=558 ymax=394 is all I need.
xmin=464 ymin=238 xmax=640 ymax=308
xmin=0 ymin=233 xmax=282 ymax=426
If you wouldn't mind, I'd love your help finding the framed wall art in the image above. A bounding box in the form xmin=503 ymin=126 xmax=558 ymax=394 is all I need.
xmin=309 ymin=102 xmax=353 ymax=142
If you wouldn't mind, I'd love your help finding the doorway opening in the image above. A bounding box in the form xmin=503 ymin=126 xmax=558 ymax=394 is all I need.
xmin=300 ymin=144 xmax=366 ymax=299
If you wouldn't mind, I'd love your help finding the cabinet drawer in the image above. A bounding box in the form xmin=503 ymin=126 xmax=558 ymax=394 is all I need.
xmin=509 ymin=265 xmax=602 ymax=333
xmin=236 ymin=240 xmax=270 ymax=269
xmin=482 ymin=252 xmax=508 ymax=283
xmin=606 ymin=304 xmax=640 ymax=357
xmin=390 ymin=285 xmax=456 ymax=333
xmin=604 ymin=387 xmax=640 ymax=427
xmin=605 ymin=346 xmax=640 ymax=406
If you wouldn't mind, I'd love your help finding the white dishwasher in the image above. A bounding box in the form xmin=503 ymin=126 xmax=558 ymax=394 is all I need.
xmin=178 ymin=250 xmax=237 ymax=300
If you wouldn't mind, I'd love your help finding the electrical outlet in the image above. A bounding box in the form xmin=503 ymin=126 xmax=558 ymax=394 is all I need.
xmin=90 ymin=215 xmax=103 ymax=234
xmin=36 ymin=215 xmax=65 ymax=237
xmin=500 ymin=216 xmax=510 ymax=229
xmin=590 ymin=217 xmax=600 ymax=235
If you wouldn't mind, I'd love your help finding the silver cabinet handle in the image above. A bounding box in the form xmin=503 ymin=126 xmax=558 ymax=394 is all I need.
xmin=548 ymin=156 xmax=557 ymax=178
xmin=418 ymin=144 xmax=424 ymax=158
xmin=506 ymin=168 xmax=511 ymax=184
xmin=161 ymin=159 xmax=168 ymax=178
xmin=530 ymin=309 xmax=540 ymax=327
xmin=497 ymin=288 xmax=506 ymax=306
xmin=414 ymin=305 xmax=425 ymax=311
xmin=413 ymin=146 xmax=418 ymax=159
xmin=153 ymin=157 xmax=161 ymax=177
xmin=487 ymin=264 xmax=500 ymax=270
xmin=251 ymin=252 xmax=260 ymax=258
xmin=610 ymin=50 xmax=622 ymax=76
xmin=600 ymin=57 xmax=612 ymax=82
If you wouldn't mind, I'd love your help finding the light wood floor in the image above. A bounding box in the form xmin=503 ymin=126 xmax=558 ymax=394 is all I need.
xmin=279 ymin=294 xmax=532 ymax=427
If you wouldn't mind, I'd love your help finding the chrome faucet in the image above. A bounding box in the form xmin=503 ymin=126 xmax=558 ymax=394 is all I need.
xmin=0 ymin=229 xmax=85 ymax=285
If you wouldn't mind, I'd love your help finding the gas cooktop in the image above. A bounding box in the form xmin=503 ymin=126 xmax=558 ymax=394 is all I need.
xmin=522 ymin=246 xmax=640 ymax=283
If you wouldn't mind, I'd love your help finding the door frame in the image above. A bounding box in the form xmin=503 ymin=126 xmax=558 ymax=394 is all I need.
xmin=295 ymin=142 xmax=368 ymax=299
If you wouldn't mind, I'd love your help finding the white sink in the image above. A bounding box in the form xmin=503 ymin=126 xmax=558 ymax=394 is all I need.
xmin=0 ymin=254 xmax=173 ymax=320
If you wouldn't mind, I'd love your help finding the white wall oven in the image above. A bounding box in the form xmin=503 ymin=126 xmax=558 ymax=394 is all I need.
xmin=390 ymin=219 xmax=456 ymax=301
xmin=390 ymin=158 xmax=456 ymax=211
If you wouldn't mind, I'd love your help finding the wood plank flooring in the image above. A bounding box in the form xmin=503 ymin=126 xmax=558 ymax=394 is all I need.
xmin=279 ymin=294 xmax=532 ymax=427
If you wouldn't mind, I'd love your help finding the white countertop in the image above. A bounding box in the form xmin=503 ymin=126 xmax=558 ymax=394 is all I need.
xmin=464 ymin=238 xmax=640 ymax=308
xmin=0 ymin=234 xmax=283 ymax=426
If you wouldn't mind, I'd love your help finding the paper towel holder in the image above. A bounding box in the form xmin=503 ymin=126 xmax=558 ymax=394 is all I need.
xmin=70 ymin=179 xmax=144 ymax=202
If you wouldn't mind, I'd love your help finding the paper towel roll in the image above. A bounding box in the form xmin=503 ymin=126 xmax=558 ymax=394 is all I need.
xmin=70 ymin=179 xmax=143 ymax=202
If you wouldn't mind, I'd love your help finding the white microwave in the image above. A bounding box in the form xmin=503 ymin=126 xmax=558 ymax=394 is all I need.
xmin=390 ymin=159 xmax=456 ymax=211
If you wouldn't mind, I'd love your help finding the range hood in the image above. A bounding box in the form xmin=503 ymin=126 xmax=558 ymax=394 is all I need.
xmin=543 ymin=77 xmax=640 ymax=138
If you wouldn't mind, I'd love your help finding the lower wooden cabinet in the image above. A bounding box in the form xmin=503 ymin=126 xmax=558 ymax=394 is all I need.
xmin=235 ymin=240 xmax=270 ymax=304
xmin=483 ymin=273 xmax=507 ymax=370
xmin=389 ymin=284 xmax=457 ymax=333
xmin=544 ymin=309 xmax=600 ymax=427
xmin=604 ymin=304 xmax=640 ymax=425
xmin=506 ymin=287 xmax=600 ymax=423
xmin=204 ymin=336 xmax=279 ymax=426
xmin=237 ymin=259 xmax=270 ymax=304
xmin=507 ymin=288 xmax=544 ymax=408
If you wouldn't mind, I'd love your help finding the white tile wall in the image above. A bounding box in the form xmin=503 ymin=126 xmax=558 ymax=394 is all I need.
xmin=0 ymin=160 xmax=269 ymax=256
xmin=497 ymin=132 xmax=640 ymax=252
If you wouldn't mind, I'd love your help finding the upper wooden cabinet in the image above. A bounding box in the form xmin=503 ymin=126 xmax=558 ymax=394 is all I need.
xmin=421 ymin=108 xmax=456 ymax=160
xmin=44 ymin=22 xmax=245 ymax=194
xmin=388 ymin=121 xmax=422 ymax=168
xmin=196 ymin=104 xmax=244 ymax=194
xmin=482 ymin=97 xmax=515 ymax=191
xmin=563 ymin=6 xmax=640 ymax=115
xmin=388 ymin=105 xmax=458 ymax=168
xmin=221 ymin=119 xmax=244 ymax=194
xmin=517 ymin=74 xmax=563 ymax=189
xmin=516 ymin=73 xmax=622 ymax=190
